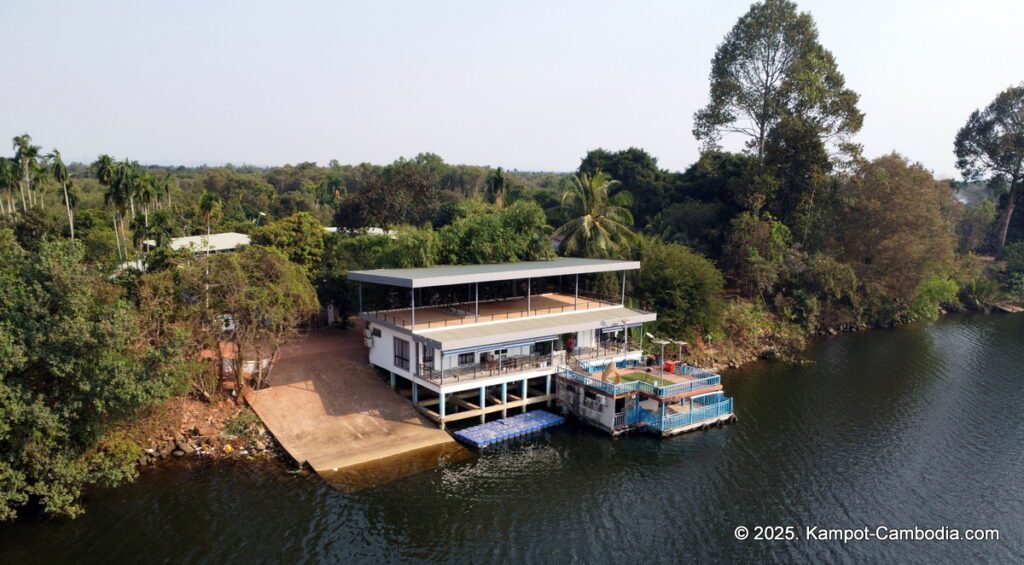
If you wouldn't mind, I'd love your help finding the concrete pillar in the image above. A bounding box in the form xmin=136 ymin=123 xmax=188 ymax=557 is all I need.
xmin=439 ymin=392 xmax=446 ymax=430
xmin=412 ymin=383 xmax=418 ymax=404
xmin=389 ymin=371 xmax=395 ymax=390
xmin=479 ymin=386 xmax=486 ymax=423
xmin=545 ymin=374 xmax=552 ymax=408
xmin=501 ymin=382 xmax=508 ymax=418
xmin=521 ymin=379 xmax=528 ymax=414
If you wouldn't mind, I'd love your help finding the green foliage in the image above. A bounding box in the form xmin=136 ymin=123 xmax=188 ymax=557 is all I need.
xmin=954 ymin=83 xmax=1024 ymax=249
xmin=957 ymin=199 xmax=997 ymax=254
xmin=724 ymin=211 xmax=791 ymax=298
xmin=251 ymin=211 xmax=325 ymax=273
xmin=1007 ymin=273 xmax=1024 ymax=302
xmin=909 ymin=276 xmax=959 ymax=322
xmin=838 ymin=154 xmax=958 ymax=322
xmin=579 ymin=147 xmax=666 ymax=227
xmin=961 ymin=277 xmax=1001 ymax=312
xmin=1005 ymin=242 xmax=1024 ymax=273
xmin=693 ymin=0 xmax=862 ymax=159
xmin=554 ymin=172 xmax=634 ymax=258
xmin=222 ymin=408 xmax=262 ymax=440
xmin=0 ymin=231 xmax=188 ymax=520
xmin=634 ymin=236 xmax=725 ymax=338
xmin=439 ymin=200 xmax=552 ymax=264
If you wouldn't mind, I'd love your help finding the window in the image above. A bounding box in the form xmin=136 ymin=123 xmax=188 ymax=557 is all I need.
xmin=458 ymin=352 xmax=475 ymax=365
xmin=423 ymin=346 xmax=434 ymax=364
xmin=394 ymin=338 xmax=410 ymax=370
xmin=371 ymin=327 xmax=381 ymax=338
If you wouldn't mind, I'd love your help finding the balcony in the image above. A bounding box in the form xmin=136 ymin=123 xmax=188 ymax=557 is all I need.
xmin=364 ymin=291 xmax=620 ymax=330
xmin=634 ymin=395 xmax=734 ymax=432
xmin=419 ymin=351 xmax=563 ymax=385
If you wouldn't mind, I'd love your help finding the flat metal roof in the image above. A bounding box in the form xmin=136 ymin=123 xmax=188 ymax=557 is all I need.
xmin=347 ymin=257 xmax=640 ymax=288
xmin=414 ymin=306 xmax=656 ymax=351
xmin=143 ymin=232 xmax=250 ymax=253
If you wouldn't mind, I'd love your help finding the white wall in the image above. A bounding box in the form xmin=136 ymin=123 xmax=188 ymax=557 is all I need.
xmin=367 ymin=323 xmax=416 ymax=379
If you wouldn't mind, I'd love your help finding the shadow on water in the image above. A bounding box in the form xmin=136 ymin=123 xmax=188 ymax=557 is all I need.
xmin=319 ymin=442 xmax=475 ymax=493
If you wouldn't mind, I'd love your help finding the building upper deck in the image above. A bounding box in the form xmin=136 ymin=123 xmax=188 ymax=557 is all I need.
xmin=348 ymin=257 xmax=640 ymax=288
xmin=363 ymin=292 xmax=614 ymax=330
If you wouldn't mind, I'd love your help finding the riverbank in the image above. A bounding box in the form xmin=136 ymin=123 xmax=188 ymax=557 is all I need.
xmin=116 ymin=396 xmax=291 ymax=469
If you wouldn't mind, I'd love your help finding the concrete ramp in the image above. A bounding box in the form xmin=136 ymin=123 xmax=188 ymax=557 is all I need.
xmin=246 ymin=327 xmax=457 ymax=473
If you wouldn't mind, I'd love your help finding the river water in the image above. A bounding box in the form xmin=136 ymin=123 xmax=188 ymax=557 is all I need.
xmin=1 ymin=313 xmax=1022 ymax=563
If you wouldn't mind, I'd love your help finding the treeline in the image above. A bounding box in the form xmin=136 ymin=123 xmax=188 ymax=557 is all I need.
xmin=1 ymin=0 xmax=1023 ymax=521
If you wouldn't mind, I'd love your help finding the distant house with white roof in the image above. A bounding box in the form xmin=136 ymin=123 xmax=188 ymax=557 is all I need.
xmin=143 ymin=232 xmax=251 ymax=254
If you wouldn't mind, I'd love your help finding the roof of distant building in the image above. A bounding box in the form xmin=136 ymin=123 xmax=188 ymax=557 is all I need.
xmin=144 ymin=232 xmax=250 ymax=253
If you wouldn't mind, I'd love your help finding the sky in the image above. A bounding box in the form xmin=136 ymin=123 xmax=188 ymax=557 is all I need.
xmin=1 ymin=1 xmax=1021 ymax=178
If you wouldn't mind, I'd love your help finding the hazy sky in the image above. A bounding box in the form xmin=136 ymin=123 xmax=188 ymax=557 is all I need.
xmin=1 ymin=1 xmax=1021 ymax=177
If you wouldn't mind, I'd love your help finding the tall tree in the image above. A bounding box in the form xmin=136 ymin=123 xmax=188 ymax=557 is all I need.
xmin=693 ymin=0 xmax=862 ymax=160
xmin=48 ymin=149 xmax=75 ymax=240
xmin=0 ymin=158 xmax=15 ymax=218
xmin=954 ymin=83 xmax=1024 ymax=250
xmin=554 ymin=172 xmax=635 ymax=257
xmin=484 ymin=167 xmax=510 ymax=208
xmin=12 ymin=134 xmax=41 ymax=211
xmin=92 ymin=155 xmax=125 ymax=259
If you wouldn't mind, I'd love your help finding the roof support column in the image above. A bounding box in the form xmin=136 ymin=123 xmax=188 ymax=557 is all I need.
xmin=410 ymin=287 xmax=416 ymax=328
xmin=621 ymin=271 xmax=626 ymax=305
xmin=358 ymin=282 xmax=362 ymax=314
xmin=574 ymin=274 xmax=579 ymax=310
xmin=527 ymin=278 xmax=531 ymax=315
xmin=475 ymin=282 xmax=479 ymax=322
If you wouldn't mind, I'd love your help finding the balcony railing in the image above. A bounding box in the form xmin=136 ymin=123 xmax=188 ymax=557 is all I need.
xmin=637 ymin=397 xmax=733 ymax=432
xmin=420 ymin=352 xmax=559 ymax=384
xmin=365 ymin=293 xmax=621 ymax=329
xmin=557 ymin=367 xmax=722 ymax=399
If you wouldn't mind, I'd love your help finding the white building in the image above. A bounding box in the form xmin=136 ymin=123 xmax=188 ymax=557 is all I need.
xmin=143 ymin=232 xmax=250 ymax=254
xmin=349 ymin=258 xmax=658 ymax=429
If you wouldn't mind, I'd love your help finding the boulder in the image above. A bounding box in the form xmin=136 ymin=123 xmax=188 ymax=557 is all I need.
xmin=193 ymin=424 xmax=218 ymax=437
xmin=172 ymin=449 xmax=185 ymax=457
xmin=253 ymin=440 xmax=266 ymax=452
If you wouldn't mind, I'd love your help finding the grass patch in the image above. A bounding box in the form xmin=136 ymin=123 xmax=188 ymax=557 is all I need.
xmin=619 ymin=372 xmax=668 ymax=386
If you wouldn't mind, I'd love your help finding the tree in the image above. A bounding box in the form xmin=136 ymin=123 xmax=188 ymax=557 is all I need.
xmin=838 ymin=154 xmax=958 ymax=321
xmin=12 ymin=134 xmax=41 ymax=211
xmin=0 ymin=231 xmax=189 ymax=520
xmin=954 ymin=83 xmax=1024 ymax=250
xmin=197 ymin=191 xmax=221 ymax=261
xmin=0 ymin=157 xmax=16 ymax=219
xmin=554 ymin=172 xmax=635 ymax=257
xmin=93 ymin=155 xmax=128 ymax=261
xmin=723 ymin=211 xmax=792 ymax=300
xmin=204 ymin=246 xmax=318 ymax=388
xmin=693 ymin=0 xmax=862 ymax=160
xmin=957 ymin=199 xmax=997 ymax=254
xmin=49 ymin=149 xmax=75 ymax=240
xmin=634 ymin=236 xmax=726 ymax=339
xmin=251 ymin=211 xmax=325 ymax=273
xmin=484 ymin=167 xmax=510 ymax=208
xmin=438 ymin=200 xmax=553 ymax=264
xmin=579 ymin=147 xmax=668 ymax=228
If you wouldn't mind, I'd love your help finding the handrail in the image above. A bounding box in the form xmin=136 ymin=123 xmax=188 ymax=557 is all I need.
xmin=362 ymin=293 xmax=623 ymax=329
xmin=558 ymin=366 xmax=721 ymax=398
xmin=421 ymin=352 xmax=556 ymax=384
xmin=637 ymin=397 xmax=733 ymax=431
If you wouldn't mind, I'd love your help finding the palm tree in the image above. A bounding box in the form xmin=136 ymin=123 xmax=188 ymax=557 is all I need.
xmin=198 ymin=191 xmax=220 ymax=255
xmin=31 ymin=157 xmax=50 ymax=210
xmin=554 ymin=172 xmax=635 ymax=258
xmin=136 ymin=172 xmax=155 ymax=226
xmin=12 ymin=134 xmax=40 ymax=211
xmin=0 ymin=157 xmax=15 ymax=219
xmin=484 ymin=167 xmax=510 ymax=208
xmin=94 ymin=155 xmax=128 ymax=260
xmin=49 ymin=149 xmax=74 ymax=239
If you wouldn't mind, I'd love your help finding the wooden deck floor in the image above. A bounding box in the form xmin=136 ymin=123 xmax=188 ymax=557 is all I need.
xmin=246 ymin=327 xmax=458 ymax=473
xmin=366 ymin=292 xmax=612 ymax=330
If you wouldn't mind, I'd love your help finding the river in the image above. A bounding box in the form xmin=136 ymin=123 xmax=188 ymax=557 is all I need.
xmin=1 ymin=313 xmax=1022 ymax=563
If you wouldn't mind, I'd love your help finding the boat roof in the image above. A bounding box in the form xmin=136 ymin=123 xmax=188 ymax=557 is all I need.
xmin=347 ymin=257 xmax=640 ymax=288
